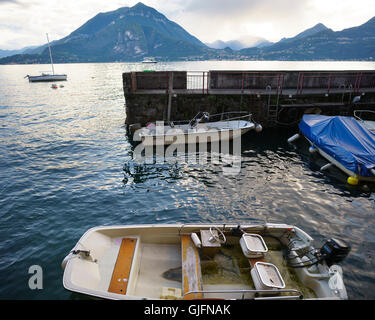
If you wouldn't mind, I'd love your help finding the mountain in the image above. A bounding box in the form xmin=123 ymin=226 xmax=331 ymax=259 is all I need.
xmin=206 ymin=40 xmax=245 ymax=51
xmin=255 ymin=40 xmax=274 ymax=48
xmin=1 ymin=4 xmax=375 ymax=63
xmin=0 ymin=45 xmax=39 ymax=58
xmin=0 ymin=2 xmax=210 ymax=64
xmin=206 ymin=36 xmax=271 ymax=51
xmin=0 ymin=49 xmax=21 ymax=59
xmin=279 ymin=23 xmax=330 ymax=44
xmin=239 ymin=17 xmax=375 ymax=60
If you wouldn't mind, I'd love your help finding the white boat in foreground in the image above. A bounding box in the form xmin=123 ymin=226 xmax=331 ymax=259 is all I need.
xmin=25 ymin=33 xmax=67 ymax=83
xmin=135 ymin=112 xmax=262 ymax=146
xmin=62 ymin=222 xmax=350 ymax=300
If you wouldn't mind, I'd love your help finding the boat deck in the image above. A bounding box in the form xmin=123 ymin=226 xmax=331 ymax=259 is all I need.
xmin=134 ymin=243 xmax=181 ymax=298
xmin=129 ymin=235 xmax=316 ymax=299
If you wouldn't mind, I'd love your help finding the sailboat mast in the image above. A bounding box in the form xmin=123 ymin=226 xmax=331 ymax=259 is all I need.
xmin=46 ymin=33 xmax=55 ymax=75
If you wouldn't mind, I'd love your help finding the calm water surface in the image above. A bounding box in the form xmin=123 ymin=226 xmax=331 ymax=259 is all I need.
xmin=0 ymin=61 xmax=375 ymax=299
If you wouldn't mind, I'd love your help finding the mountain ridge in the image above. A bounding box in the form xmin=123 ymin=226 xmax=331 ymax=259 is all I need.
xmin=240 ymin=16 xmax=375 ymax=60
xmin=0 ymin=3 xmax=374 ymax=63
xmin=278 ymin=23 xmax=330 ymax=44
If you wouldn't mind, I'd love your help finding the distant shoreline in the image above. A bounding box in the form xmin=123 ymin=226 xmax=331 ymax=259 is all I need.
xmin=1 ymin=59 xmax=375 ymax=67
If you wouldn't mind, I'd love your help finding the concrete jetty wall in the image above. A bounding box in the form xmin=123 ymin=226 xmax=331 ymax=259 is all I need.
xmin=122 ymin=70 xmax=375 ymax=128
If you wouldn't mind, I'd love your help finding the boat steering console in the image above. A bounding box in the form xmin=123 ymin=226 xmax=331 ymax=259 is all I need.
xmin=208 ymin=226 xmax=226 ymax=244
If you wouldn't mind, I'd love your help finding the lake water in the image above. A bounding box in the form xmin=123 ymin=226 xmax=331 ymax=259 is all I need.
xmin=0 ymin=61 xmax=375 ymax=300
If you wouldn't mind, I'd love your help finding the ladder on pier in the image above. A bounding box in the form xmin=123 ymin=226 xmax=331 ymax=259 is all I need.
xmin=267 ymin=104 xmax=279 ymax=124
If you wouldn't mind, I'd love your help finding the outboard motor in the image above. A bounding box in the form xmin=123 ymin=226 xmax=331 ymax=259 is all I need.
xmin=230 ymin=225 xmax=246 ymax=237
xmin=320 ymin=238 xmax=351 ymax=267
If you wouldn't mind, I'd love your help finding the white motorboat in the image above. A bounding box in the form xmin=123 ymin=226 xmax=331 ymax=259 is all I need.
xmin=62 ymin=222 xmax=351 ymax=300
xmin=141 ymin=57 xmax=157 ymax=64
xmin=354 ymin=110 xmax=375 ymax=133
xmin=25 ymin=33 xmax=67 ymax=82
xmin=134 ymin=112 xmax=263 ymax=146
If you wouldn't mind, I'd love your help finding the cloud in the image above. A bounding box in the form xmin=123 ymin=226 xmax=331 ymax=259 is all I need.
xmin=0 ymin=0 xmax=131 ymax=49
xmin=183 ymin=0 xmax=301 ymax=18
xmin=162 ymin=0 xmax=311 ymax=42
xmin=0 ymin=0 xmax=18 ymax=3
xmin=161 ymin=0 xmax=375 ymax=43
xmin=0 ymin=0 xmax=35 ymax=7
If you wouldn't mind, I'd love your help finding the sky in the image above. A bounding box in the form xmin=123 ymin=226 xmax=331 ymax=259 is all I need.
xmin=0 ymin=0 xmax=375 ymax=50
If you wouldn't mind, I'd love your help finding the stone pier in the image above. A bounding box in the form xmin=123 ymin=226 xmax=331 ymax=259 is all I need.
xmin=122 ymin=70 xmax=375 ymax=128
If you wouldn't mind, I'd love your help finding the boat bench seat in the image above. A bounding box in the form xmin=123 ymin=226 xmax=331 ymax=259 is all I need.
xmin=108 ymin=237 xmax=137 ymax=295
xmin=181 ymin=235 xmax=203 ymax=299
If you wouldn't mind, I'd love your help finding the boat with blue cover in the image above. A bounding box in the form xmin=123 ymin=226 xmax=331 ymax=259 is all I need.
xmin=288 ymin=114 xmax=375 ymax=184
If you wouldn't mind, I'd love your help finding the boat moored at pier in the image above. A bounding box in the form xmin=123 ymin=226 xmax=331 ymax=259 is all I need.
xmin=133 ymin=112 xmax=263 ymax=146
xmin=289 ymin=114 xmax=375 ymax=185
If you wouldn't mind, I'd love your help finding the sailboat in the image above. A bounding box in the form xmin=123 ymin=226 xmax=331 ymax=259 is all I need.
xmin=25 ymin=33 xmax=67 ymax=82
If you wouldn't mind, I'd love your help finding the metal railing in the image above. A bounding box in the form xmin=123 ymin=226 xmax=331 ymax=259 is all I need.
xmin=187 ymin=71 xmax=209 ymax=93
xmin=127 ymin=71 xmax=375 ymax=95
xmin=354 ymin=109 xmax=375 ymax=121
xmin=161 ymin=112 xmax=253 ymax=127
xmin=184 ymin=288 xmax=303 ymax=300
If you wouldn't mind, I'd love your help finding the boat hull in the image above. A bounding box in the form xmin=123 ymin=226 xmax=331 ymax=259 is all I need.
xmin=28 ymin=74 xmax=67 ymax=82
xmin=141 ymin=127 xmax=251 ymax=146
xmin=306 ymin=138 xmax=375 ymax=182
xmin=139 ymin=121 xmax=255 ymax=146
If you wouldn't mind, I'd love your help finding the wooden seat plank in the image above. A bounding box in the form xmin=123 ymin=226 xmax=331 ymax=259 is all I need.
xmin=181 ymin=235 xmax=203 ymax=299
xmin=108 ymin=238 xmax=137 ymax=295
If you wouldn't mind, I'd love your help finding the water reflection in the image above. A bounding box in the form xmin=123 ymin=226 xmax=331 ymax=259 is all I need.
xmin=120 ymin=126 xmax=375 ymax=297
xmin=1 ymin=62 xmax=375 ymax=299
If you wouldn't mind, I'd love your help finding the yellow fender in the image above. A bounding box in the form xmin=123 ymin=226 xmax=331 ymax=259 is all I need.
xmin=347 ymin=176 xmax=359 ymax=185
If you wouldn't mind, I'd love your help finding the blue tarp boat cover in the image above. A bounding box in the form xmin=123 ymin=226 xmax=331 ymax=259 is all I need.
xmin=299 ymin=114 xmax=375 ymax=177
